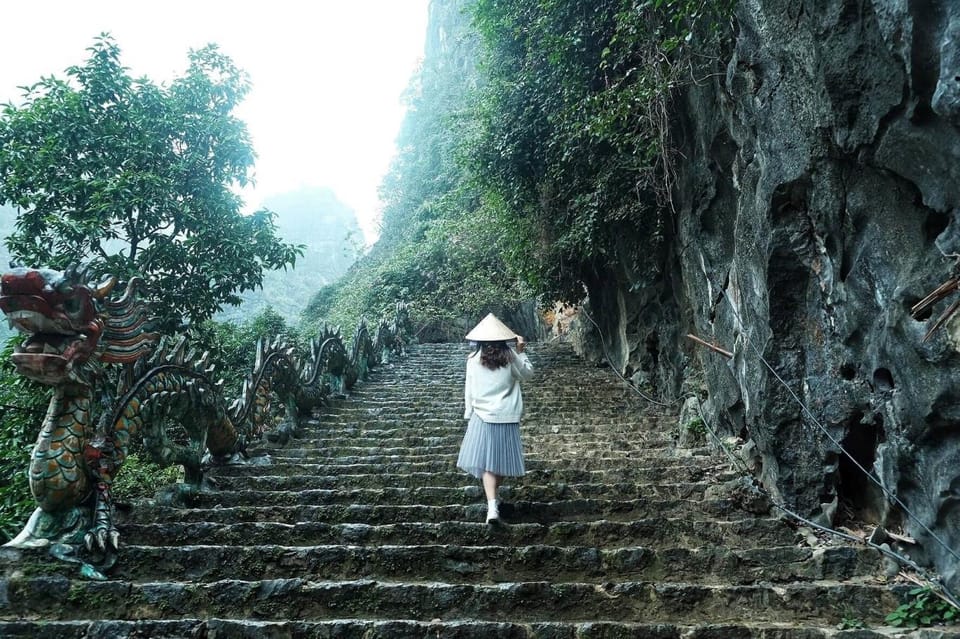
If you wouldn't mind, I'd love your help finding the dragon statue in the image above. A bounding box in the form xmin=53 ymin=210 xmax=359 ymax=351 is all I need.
xmin=0 ymin=265 xmax=408 ymax=578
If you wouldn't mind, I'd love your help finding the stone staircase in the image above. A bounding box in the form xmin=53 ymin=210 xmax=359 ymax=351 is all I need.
xmin=1 ymin=341 xmax=954 ymax=637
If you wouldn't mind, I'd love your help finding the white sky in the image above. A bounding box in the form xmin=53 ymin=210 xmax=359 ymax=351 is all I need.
xmin=0 ymin=1 xmax=430 ymax=245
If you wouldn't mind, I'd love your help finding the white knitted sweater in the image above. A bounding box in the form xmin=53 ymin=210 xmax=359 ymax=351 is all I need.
xmin=463 ymin=349 xmax=534 ymax=423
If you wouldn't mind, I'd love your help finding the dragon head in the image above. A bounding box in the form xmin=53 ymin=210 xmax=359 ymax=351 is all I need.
xmin=0 ymin=265 xmax=116 ymax=385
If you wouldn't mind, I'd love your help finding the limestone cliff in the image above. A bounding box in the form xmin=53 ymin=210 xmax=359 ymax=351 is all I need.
xmin=578 ymin=0 xmax=960 ymax=589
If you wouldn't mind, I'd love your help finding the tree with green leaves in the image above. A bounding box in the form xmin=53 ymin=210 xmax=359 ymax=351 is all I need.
xmin=0 ymin=35 xmax=301 ymax=331
xmin=469 ymin=0 xmax=734 ymax=302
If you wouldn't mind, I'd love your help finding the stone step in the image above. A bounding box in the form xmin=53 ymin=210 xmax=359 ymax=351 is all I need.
xmin=4 ymin=618 xmax=955 ymax=639
xmin=116 ymin=516 xmax=799 ymax=549
xmin=185 ymin=482 xmax=719 ymax=508
xmin=309 ymin=419 xmax=656 ymax=430
xmin=121 ymin=496 xmax=767 ymax=526
xmin=1 ymin=576 xmax=907 ymax=625
xmin=198 ymin=479 xmax=715 ymax=504
xmin=258 ymin=447 xmax=717 ymax=464
xmin=328 ymin=414 xmax=657 ymax=426
xmin=250 ymin=440 xmax=679 ymax=460
xmin=343 ymin=393 xmax=642 ymax=406
xmin=278 ymin=433 xmax=674 ymax=450
xmin=92 ymin=543 xmax=881 ymax=585
xmin=205 ymin=466 xmax=735 ymax=487
xmin=328 ymin=391 xmax=646 ymax=403
xmin=207 ymin=456 xmax=728 ymax=478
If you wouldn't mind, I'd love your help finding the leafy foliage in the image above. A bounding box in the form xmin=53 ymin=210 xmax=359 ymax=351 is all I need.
xmin=886 ymin=587 xmax=958 ymax=628
xmin=0 ymin=35 xmax=302 ymax=331
xmin=0 ymin=337 xmax=50 ymax=543
xmin=313 ymin=0 xmax=734 ymax=335
xmin=468 ymin=0 xmax=734 ymax=301
xmin=304 ymin=202 xmax=530 ymax=341
xmin=111 ymin=454 xmax=182 ymax=502
xmin=191 ymin=307 xmax=301 ymax=396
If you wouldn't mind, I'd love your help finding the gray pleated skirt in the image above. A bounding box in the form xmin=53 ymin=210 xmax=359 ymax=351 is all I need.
xmin=456 ymin=413 xmax=526 ymax=479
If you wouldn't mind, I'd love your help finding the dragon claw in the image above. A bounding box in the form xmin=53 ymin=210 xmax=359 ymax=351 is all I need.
xmin=83 ymin=525 xmax=120 ymax=553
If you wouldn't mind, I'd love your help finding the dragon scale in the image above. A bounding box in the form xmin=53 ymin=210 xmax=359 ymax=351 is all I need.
xmin=30 ymin=386 xmax=94 ymax=513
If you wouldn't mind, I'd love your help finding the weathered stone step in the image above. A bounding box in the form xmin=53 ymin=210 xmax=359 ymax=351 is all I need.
xmin=326 ymin=394 xmax=645 ymax=407
xmin=318 ymin=413 xmax=661 ymax=425
xmin=260 ymin=447 xmax=716 ymax=464
xmin=201 ymin=472 xmax=711 ymax=505
xmin=117 ymin=516 xmax=798 ymax=549
xmin=206 ymin=466 xmax=734 ymax=488
xmin=286 ymin=424 xmax=674 ymax=450
xmin=260 ymin=437 xmax=677 ymax=457
xmin=120 ymin=496 xmax=766 ymax=525
xmin=4 ymin=618 xmax=954 ymax=639
xmin=187 ymin=482 xmax=717 ymax=507
xmin=343 ymin=394 xmax=641 ymax=407
xmin=1 ymin=576 xmax=906 ymax=625
xmin=347 ymin=378 xmax=635 ymax=390
xmin=100 ymin=542 xmax=881 ymax=585
xmin=310 ymin=419 xmax=657 ymax=432
xmin=208 ymin=456 xmax=728 ymax=478
xmin=321 ymin=400 xmax=648 ymax=414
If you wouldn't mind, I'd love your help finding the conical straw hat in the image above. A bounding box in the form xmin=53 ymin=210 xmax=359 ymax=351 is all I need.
xmin=465 ymin=313 xmax=518 ymax=342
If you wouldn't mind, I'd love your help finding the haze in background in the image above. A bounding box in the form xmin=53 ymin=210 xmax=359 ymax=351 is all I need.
xmin=215 ymin=187 xmax=363 ymax=323
xmin=0 ymin=1 xmax=430 ymax=246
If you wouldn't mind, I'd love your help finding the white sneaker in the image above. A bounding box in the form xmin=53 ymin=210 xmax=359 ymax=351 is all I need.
xmin=485 ymin=499 xmax=500 ymax=524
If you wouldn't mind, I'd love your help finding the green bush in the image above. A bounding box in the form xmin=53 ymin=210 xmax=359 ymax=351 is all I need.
xmin=886 ymin=587 xmax=958 ymax=628
xmin=112 ymin=454 xmax=182 ymax=502
xmin=0 ymin=336 xmax=50 ymax=543
xmin=190 ymin=307 xmax=301 ymax=396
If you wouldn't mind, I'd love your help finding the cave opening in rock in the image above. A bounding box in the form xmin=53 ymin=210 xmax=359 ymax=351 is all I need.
xmin=905 ymin=295 xmax=934 ymax=321
xmin=839 ymin=363 xmax=857 ymax=380
xmin=872 ymin=367 xmax=895 ymax=391
xmin=924 ymin=210 xmax=949 ymax=243
xmin=837 ymin=413 xmax=886 ymax=523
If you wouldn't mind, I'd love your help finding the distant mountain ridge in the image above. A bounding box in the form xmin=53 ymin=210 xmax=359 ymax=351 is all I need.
xmin=215 ymin=186 xmax=362 ymax=324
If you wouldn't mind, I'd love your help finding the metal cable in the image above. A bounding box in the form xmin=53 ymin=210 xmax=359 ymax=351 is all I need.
xmin=575 ymin=294 xmax=960 ymax=607
xmin=578 ymin=309 xmax=677 ymax=407
xmin=691 ymin=394 xmax=960 ymax=611
xmin=706 ymin=273 xmax=960 ymax=567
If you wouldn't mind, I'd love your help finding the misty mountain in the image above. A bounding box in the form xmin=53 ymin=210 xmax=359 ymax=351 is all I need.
xmin=214 ymin=187 xmax=362 ymax=324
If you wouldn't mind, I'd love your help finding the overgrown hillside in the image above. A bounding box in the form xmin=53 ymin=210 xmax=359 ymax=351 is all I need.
xmin=300 ymin=0 xmax=536 ymax=342
xmin=308 ymin=0 xmax=960 ymax=594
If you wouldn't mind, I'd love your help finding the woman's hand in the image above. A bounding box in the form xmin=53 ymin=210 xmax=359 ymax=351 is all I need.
xmin=516 ymin=336 xmax=526 ymax=353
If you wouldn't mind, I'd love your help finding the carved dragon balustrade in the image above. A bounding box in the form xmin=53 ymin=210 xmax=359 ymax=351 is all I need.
xmin=0 ymin=265 xmax=408 ymax=578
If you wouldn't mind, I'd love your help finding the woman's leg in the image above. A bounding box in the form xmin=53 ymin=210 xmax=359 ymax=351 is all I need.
xmin=482 ymin=471 xmax=500 ymax=501
xmin=482 ymin=471 xmax=501 ymax=523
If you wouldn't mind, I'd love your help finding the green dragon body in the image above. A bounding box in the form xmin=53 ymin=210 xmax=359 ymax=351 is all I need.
xmin=0 ymin=266 xmax=406 ymax=574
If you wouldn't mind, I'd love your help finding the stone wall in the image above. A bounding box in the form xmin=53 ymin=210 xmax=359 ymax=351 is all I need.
xmin=578 ymin=0 xmax=960 ymax=590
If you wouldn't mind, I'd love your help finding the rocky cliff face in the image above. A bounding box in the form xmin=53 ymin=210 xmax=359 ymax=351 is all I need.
xmin=579 ymin=0 xmax=960 ymax=590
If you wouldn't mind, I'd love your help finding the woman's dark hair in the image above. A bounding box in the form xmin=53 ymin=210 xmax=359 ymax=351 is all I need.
xmin=479 ymin=342 xmax=511 ymax=370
